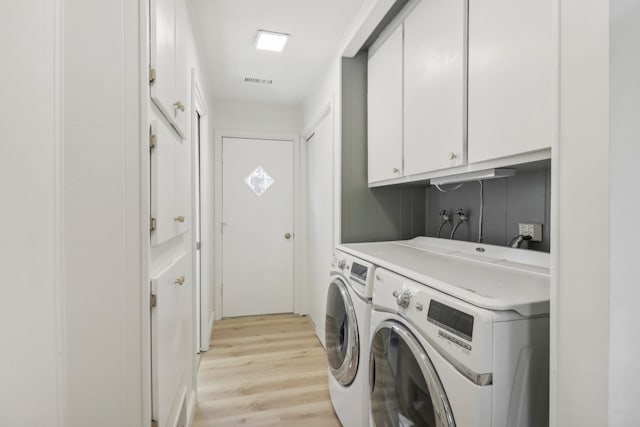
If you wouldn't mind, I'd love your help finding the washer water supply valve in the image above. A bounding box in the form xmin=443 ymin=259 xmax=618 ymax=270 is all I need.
xmin=450 ymin=209 xmax=468 ymax=240
xmin=436 ymin=209 xmax=450 ymax=238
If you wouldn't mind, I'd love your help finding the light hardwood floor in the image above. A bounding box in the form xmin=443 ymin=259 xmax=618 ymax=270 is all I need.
xmin=193 ymin=314 xmax=341 ymax=426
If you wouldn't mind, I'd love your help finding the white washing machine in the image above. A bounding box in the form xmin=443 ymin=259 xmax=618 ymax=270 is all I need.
xmin=339 ymin=237 xmax=550 ymax=427
xmin=326 ymin=249 xmax=375 ymax=427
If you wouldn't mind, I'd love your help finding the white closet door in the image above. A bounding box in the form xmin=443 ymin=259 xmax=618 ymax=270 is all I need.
xmin=404 ymin=0 xmax=467 ymax=175
xmin=367 ymin=24 xmax=404 ymax=184
xmin=307 ymin=113 xmax=334 ymax=344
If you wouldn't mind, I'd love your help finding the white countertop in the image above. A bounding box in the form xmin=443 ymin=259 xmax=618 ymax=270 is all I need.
xmin=337 ymin=237 xmax=550 ymax=317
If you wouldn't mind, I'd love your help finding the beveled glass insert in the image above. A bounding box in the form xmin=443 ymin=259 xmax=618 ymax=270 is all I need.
xmin=244 ymin=166 xmax=274 ymax=196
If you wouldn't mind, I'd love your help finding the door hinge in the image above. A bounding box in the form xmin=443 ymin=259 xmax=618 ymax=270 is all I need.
xmin=150 ymin=217 xmax=156 ymax=232
xmin=149 ymin=67 xmax=156 ymax=84
xmin=151 ymin=419 xmax=158 ymax=427
xmin=150 ymin=293 xmax=157 ymax=308
xmin=149 ymin=132 xmax=156 ymax=152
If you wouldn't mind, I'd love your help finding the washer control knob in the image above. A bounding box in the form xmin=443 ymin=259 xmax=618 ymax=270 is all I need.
xmin=415 ymin=302 xmax=424 ymax=311
xmin=395 ymin=290 xmax=412 ymax=309
xmin=337 ymin=260 xmax=346 ymax=270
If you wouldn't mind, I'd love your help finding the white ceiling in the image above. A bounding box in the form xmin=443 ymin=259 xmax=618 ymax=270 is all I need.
xmin=189 ymin=0 xmax=366 ymax=105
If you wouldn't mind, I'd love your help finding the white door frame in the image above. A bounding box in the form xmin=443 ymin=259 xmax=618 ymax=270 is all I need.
xmin=190 ymin=71 xmax=211 ymax=351
xmin=213 ymin=130 xmax=304 ymax=319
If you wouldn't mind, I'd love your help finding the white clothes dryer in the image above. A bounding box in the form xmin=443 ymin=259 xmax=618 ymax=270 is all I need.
xmin=326 ymin=249 xmax=375 ymax=427
xmin=339 ymin=237 xmax=550 ymax=427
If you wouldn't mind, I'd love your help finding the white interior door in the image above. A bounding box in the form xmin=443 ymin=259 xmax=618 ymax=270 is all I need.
xmin=222 ymin=137 xmax=294 ymax=317
xmin=194 ymin=112 xmax=202 ymax=351
xmin=306 ymin=114 xmax=334 ymax=345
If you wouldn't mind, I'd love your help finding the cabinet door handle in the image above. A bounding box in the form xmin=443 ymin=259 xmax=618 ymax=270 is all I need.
xmin=449 ymin=152 xmax=457 ymax=160
xmin=175 ymin=276 xmax=185 ymax=286
xmin=174 ymin=101 xmax=185 ymax=112
xmin=392 ymin=168 xmax=400 ymax=174
xmin=174 ymin=215 xmax=185 ymax=223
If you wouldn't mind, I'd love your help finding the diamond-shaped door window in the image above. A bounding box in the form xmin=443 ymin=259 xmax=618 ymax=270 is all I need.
xmin=244 ymin=166 xmax=274 ymax=196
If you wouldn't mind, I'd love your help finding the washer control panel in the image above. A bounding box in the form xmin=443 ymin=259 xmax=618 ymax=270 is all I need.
xmin=372 ymin=267 xmax=496 ymax=374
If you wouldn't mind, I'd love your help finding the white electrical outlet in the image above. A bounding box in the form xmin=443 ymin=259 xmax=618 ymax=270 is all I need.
xmin=519 ymin=223 xmax=543 ymax=242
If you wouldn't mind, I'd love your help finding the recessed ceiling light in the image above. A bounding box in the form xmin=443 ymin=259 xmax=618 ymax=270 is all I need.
xmin=255 ymin=30 xmax=290 ymax=52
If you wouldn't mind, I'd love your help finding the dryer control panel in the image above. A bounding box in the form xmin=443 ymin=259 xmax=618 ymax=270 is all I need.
xmin=332 ymin=250 xmax=375 ymax=300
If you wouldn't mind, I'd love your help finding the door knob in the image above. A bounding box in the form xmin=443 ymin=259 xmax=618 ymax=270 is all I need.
xmin=284 ymin=232 xmax=292 ymax=240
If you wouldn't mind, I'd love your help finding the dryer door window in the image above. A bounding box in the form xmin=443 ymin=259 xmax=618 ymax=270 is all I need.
xmin=370 ymin=320 xmax=455 ymax=427
xmin=325 ymin=278 xmax=359 ymax=386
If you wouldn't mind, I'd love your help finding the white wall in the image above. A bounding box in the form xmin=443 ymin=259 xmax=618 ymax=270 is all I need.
xmin=609 ymin=1 xmax=640 ymax=425
xmin=553 ymin=0 xmax=610 ymax=425
xmin=2 ymin=1 xmax=144 ymax=425
xmin=0 ymin=1 xmax=62 ymax=425
xmin=211 ymin=99 xmax=301 ymax=134
xmin=3 ymin=0 xmax=212 ymax=425
xmin=63 ymin=0 xmax=143 ymax=425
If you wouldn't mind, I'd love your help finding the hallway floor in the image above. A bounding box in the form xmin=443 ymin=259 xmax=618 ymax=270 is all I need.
xmin=193 ymin=314 xmax=341 ymax=426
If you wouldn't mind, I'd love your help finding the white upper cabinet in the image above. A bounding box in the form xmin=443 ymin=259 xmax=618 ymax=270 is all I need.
xmin=368 ymin=24 xmax=404 ymax=184
xmin=173 ymin=0 xmax=189 ymax=135
xmin=468 ymin=0 xmax=555 ymax=163
xmin=150 ymin=0 xmax=188 ymax=138
xmin=404 ymin=0 xmax=467 ymax=175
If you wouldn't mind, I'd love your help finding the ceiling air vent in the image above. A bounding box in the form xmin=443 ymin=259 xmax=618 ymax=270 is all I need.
xmin=244 ymin=77 xmax=273 ymax=85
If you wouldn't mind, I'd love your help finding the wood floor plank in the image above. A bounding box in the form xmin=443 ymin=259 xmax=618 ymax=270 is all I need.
xmin=193 ymin=314 xmax=340 ymax=426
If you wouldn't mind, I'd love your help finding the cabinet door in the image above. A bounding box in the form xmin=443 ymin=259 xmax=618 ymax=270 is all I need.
xmin=367 ymin=24 xmax=404 ymax=184
xmin=151 ymin=120 xmax=177 ymax=246
xmin=174 ymin=137 xmax=189 ymax=236
xmin=173 ymin=0 xmax=189 ymax=137
xmin=151 ymin=252 xmax=191 ymax=427
xmin=404 ymin=0 xmax=467 ymax=175
xmin=468 ymin=0 xmax=555 ymax=163
xmin=150 ymin=0 xmax=176 ymax=124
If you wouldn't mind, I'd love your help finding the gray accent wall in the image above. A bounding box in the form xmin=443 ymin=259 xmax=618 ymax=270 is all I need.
xmin=425 ymin=169 xmax=551 ymax=251
xmin=341 ymin=53 xmax=425 ymax=244
xmin=341 ymin=52 xmax=550 ymax=251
